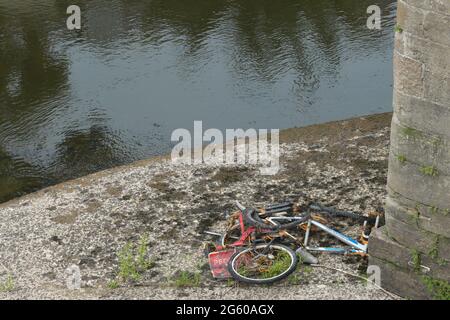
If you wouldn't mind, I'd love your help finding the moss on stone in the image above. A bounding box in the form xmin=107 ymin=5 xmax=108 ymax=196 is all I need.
xmin=396 ymin=154 xmax=407 ymax=164
xmin=394 ymin=25 xmax=403 ymax=33
xmin=428 ymin=235 xmax=440 ymax=261
xmin=420 ymin=165 xmax=438 ymax=177
xmin=401 ymin=126 xmax=420 ymax=138
xmin=410 ymin=249 xmax=422 ymax=273
xmin=421 ymin=276 xmax=450 ymax=300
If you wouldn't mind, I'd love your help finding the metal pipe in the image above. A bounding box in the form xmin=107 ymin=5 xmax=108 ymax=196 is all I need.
xmin=304 ymin=220 xmax=312 ymax=247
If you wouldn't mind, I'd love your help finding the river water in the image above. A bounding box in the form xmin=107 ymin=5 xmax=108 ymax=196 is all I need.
xmin=0 ymin=0 xmax=396 ymax=202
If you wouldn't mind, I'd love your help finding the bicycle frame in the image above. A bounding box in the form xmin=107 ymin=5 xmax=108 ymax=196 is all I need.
xmin=216 ymin=211 xmax=256 ymax=250
xmin=217 ymin=209 xmax=278 ymax=251
xmin=303 ymin=219 xmax=367 ymax=254
xmin=267 ymin=216 xmax=368 ymax=255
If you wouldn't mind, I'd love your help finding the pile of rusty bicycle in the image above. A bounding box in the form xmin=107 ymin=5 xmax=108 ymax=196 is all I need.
xmin=205 ymin=200 xmax=382 ymax=284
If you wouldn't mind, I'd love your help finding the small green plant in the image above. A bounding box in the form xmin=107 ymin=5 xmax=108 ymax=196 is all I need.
xmin=422 ymin=276 xmax=450 ymax=300
xmin=286 ymin=263 xmax=306 ymax=285
xmin=261 ymin=252 xmax=292 ymax=279
xmin=118 ymin=242 xmax=142 ymax=282
xmin=426 ymin=236 xmax=447 ymax=266
xmin=107 ymin=279 xmax=119 ymax=289
xmin=287 ymin=273 xmax=302 ymax=285
xmin=420 ymin=166 xmax=438 ymax=177
xmin=0 ymin=274 xmax=14 ymax=292
xmin=437 ymin=258 xmax=448 ymax=267
xmin=237 ymin=265 xmax=250 ymax=277
xmin=115 ymin=234 xmax=155 ymax=284
xmin=173 ymin=271 xmax=201 ymax=288
xmin=396 ymin=155 xmax=407 ymax=164
xmin=394 ymin=25 xmax=403 ymax=33
xmin=358 ymin=273 xmax=370 ymax=285
xmin=136 ymin=234 xmax=155 ymax=270
xmin=410 ymin=250 xmax=422 ymax=273
xmin=303 ymin=266 xmax=313 ymax=274
xmin=428 ymin=236 xmax=440 ymax=260
xmin=226 ymin=279 xmax=235 ymax=287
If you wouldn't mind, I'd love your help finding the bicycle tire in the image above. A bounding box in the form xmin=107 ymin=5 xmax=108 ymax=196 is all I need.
xmin=244 ymin=208 xmax=279 ymax=230
xmin=265 ymin=201 xmax=294 ymax=211
xmin=245 ymin=208 xmax=310 ymax=230
xmin=309 ymin=203 xmax=377 ymax=223
xmin=271 ymin=214 xmax=310 ymax=229
xmin=228 ymin=243 xmax=298 ymax=284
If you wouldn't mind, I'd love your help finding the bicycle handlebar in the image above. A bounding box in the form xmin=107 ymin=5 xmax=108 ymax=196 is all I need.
xmin=235 ymin=200 xmax=246 ymax=211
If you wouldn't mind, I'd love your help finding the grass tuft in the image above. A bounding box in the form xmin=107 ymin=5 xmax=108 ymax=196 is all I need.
xmin=110 ymin=234 xmax=155 ymax=287
xmin=172 ymin=271 xmax=201 ymax=288
xmin=262 ymin=252 xmax=292 ymax=279
xmin=107 ymin=279 xmax=119 ymax=289
xmin=0 ymin=274 xmax=14 ymax=292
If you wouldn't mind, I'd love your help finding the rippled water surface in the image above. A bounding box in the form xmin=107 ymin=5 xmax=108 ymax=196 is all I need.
xmin=0 ymin=0 xmax=396 ymax=202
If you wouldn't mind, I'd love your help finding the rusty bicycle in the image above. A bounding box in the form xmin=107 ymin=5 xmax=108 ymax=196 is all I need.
xmin=207 ymin=200 xmax=381 ymax=284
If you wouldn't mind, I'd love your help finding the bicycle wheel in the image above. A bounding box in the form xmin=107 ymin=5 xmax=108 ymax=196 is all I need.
xmin=228 ymin=243 xmax=298 ymax=284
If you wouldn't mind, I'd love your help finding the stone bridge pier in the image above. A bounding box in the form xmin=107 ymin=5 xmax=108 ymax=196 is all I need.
xmin=368 ymin=0 xmax=450 ymax=299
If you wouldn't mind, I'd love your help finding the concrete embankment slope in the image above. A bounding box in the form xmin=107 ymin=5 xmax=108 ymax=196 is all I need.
xmin=0 ymin=113 xmax=396 ymax=299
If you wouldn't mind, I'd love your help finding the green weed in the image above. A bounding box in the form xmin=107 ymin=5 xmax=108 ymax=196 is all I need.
xmin=173 ymin=271 xmax=201 ymax=288
xmin=0 ymin=274 xmax=14 ymax=292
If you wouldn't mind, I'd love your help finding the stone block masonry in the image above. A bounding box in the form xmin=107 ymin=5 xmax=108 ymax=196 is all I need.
xmin=368 ymin=0 xmax=450 ymax=300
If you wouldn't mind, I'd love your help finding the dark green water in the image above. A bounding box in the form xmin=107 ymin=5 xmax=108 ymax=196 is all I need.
xmin=0 ymin=0 xmax=396 ymax=202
